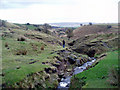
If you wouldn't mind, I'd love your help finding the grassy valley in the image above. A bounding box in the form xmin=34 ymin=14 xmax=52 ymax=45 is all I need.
xmin=0 ymin=20 xmax=119 ymax=89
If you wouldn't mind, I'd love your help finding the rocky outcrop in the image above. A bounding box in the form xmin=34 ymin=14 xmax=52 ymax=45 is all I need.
xmin=67 ymin=56 xmax=76 ymax=64
xmin=68 ymin=40 xmax=75 ymax=46
xmin=86 ymin=49 xmax=96 ymax=57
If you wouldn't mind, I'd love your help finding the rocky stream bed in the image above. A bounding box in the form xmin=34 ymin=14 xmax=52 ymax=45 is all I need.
xmin=42 ymin=48 xmax=106 ymax=89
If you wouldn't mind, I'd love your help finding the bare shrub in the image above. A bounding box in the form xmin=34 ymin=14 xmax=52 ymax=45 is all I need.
xmin=5 ymin=42 xmax=8 ymax=47
xmin=17 ymin=37 xmax=26 ymax=41
xmin=16 ymin=49 xmax=27 ymax=55
xmin=41 ymin=45 xmax=44 ymax=50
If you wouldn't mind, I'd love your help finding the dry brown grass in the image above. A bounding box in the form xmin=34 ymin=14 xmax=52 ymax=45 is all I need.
xmin=32 ymin=44 xmax=38 ymax=51
xmin=16 ymin=49 xmax=27 ymax=55
xmin=41 ymin=45 xmax=44 ymax=50
xmin=73 ymin=25 xmax=118 ymax=39
xmin=5 ymin=42 xmax=8 ymax=47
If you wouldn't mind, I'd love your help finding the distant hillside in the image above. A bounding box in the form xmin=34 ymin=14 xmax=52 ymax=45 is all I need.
xmin=72 ymin=25 xmax=118 ymax=39
xmin=0 ymin=19 xmax=20 ymax=28
xmin=49 ymin=22 xmax=94 ymax=27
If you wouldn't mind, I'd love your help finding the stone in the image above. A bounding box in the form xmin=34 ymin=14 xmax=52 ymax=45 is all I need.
xmin=45 ymin=74 xmax=50 ymax=80
xmin=52 ymin=63 xmax=60 ymax=68
xmin=71 ymin=54 xmax=78 ymax=59
xmin=35 ymin=72 xmax=40 ymax=76
xmin=66 ymin=69 xmax=72 ymax=72
xmin=42 ymin=62 xmax=45 ymax=64
xmin=98 ymin=53 xmax=107 ymax=58
xmin=29 ymin=61 xmax=37 ymax=64
xmin=0 ymin=73 xmax=5 ymax=76
xmin=57 ymin=78 xmax=61 ymax=82
xmin=60 ymin=50 xmax=65 ymax=53
xmin=67 ymin=56 xmax=76 ymax=64
xmin=50 ymin=52 xmax=54 ymax=54
xmin=76 ymin=59 xmax=80 ymax=65
xmin=44 ymin=68 xmax=51 ymax=73
xmin=51 ymin=67 xmax=57 ymax=73
xmin=68 ymin=40 xmax=75 ymax=46
xmin=16 ymin=66 xmax=21 ymax=69
xmin=58 ymin=72 xmax=64 ymax=78
xmin=80 ymin=59 xmax=84 ymax=65
xmin=86 ymin=49 xmax=96 ymax=57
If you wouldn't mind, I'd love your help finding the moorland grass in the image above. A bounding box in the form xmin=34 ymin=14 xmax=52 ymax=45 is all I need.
xmin=2 ymin=36 xmax=63 ymax=86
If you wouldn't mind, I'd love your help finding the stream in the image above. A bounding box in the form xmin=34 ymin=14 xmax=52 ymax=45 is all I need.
xmin=57 ymin=57 xmax=96 ymax=89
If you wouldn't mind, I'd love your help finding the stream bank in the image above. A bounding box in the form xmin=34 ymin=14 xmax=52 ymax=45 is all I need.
xmin=57 ymin=57 xmax=96 ymax=89
xmin=55 ymin=49 xmax=107 ymax=89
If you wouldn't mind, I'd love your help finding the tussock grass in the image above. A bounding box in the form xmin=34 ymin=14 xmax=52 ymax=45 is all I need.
xmin=2 ymin=34 xmax=63 ymax=86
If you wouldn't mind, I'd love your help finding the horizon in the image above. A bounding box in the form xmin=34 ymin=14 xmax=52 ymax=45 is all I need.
xmin=1 ymin=20 xmax=118 ymax=25
xmin=0 ymin=0 xmax=119 ymax=24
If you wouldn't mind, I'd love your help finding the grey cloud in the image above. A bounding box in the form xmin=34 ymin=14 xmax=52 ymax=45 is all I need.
xmin=0 ymin=0 xmax=44 ymax=9
xmin=0 ymin=0 xmax=76 ymax=9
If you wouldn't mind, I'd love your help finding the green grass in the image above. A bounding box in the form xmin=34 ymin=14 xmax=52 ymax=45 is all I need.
xmin=71 ymin=50 xmax=118 ymax=88
xmin=14 ymin=23 xmax=37 ymax=30
xmin=2 ymin=36 xmax=63 ymax=86
xmin=25 ymin=25 xmax=37 ymax=30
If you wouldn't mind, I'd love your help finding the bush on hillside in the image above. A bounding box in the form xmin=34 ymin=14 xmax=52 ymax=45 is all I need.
xmin=26 ymin=23 xmax=30 ymax=25
xmin=66 ymin=28 xmax=74 ymax=39
xmin=17 ymin=37 xmax=26 ymax=41
xmin=41 ymin=45 xmax=44 ymax=50
xmin=80 ymin=24 xmax=83 ymax=26
xmin=15 ymin=49 xmax=27 ymax=55
xmin=5 ymin=42 xmax=8 ymax=47
xmin=89 ymin=22 xmax=92 ymax=25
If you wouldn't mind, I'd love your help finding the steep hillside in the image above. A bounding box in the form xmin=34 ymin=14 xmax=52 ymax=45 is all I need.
xmin=0 ymin=21 xmax=65 ymax=88
xmin=68 ymin=24 xmax=118 ymax=56
xmin=0 ymin=20 xmax=20 ymax=28
xmin=72 ymin=25 xmax=118 ymax=39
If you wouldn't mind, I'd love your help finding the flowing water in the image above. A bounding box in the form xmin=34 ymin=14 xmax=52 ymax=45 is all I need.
xmin=57 ymin=57 xmax=96 ymax=89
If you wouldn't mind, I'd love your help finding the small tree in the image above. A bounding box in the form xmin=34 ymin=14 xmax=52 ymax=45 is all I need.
xmin=89 ymin=22 xmax=92 ymax=25
xmin=42 ymin=23 xmax=51 ymax=34
xmin=80 ymin=24 xmax=83 ymax=26
xmin=0 ymin=19 xmax=2 ymax=27
xmin=26 ymin=23 xmax=30 ymax=25
xmin=66 ymin=28 xmax=74 ymax=40
xmin=2 ymin=20 xmax=7 ymax=27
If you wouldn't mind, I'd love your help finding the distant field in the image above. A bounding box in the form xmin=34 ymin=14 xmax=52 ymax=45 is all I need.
xmin=24 ymin=24 xmax=37 ymax=30
xmin=94 ymin=23 xmax=118 ymax=26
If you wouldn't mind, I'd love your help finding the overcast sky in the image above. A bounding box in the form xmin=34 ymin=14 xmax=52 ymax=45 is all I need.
xmin=0 ymin=0 xmax=119 ymax=24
